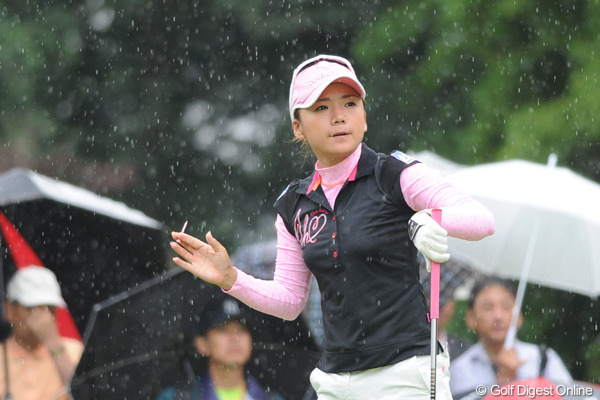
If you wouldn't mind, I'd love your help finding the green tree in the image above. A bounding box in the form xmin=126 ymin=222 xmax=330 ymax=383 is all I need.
xmin=354 ymin=0 xmax=600 ymax=179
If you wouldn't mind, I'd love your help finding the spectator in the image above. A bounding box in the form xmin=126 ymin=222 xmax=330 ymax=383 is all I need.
xmin=1 ymin=266 xmax=83 ymax=400
xmin=156 ymin=297 xmax=282 ymax=400
xmin=450 ymin=276 xmax=572 ymax=397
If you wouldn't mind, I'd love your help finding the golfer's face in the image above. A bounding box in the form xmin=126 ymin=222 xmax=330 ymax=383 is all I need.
xmin=292 ymin=82 xmax=367 ymax=168
xmin=469 ymin=285 xmax=514 ymax=344
xmin=205 ymin=320 xmax=252 ymax=368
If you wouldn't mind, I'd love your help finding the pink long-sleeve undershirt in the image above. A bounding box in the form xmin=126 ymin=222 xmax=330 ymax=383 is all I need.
xmin=226 ymin=149 xmax=495 ymax=321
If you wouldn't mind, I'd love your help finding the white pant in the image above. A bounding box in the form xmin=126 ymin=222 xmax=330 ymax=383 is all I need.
xmin=310 ymin=352 xmax=453 ymax=400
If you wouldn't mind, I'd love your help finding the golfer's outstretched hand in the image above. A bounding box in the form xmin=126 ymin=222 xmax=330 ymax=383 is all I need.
xmin=170 ymin=231 xmax=237 ymax=290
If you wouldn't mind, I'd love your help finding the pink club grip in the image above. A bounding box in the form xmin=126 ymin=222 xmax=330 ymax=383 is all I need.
xmin=429 ymin=209 xmax=442 ymax=319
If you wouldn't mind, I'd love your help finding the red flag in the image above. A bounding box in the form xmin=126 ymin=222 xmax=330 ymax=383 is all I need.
xmin=0 ymin=212 xmax=82 ymax=341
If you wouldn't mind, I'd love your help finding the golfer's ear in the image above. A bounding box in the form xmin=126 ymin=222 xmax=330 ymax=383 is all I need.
xmin=292 ymin=119 xmax=305 ymax=140
xmin=194 ymin=336 xmax=210 ymax=357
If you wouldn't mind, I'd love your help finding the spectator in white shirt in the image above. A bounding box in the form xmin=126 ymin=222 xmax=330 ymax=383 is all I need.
xmin=450 ymin=276 xmax=572 ymax=397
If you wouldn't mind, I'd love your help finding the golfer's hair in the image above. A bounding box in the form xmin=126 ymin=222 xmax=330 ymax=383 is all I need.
xmin=468 ymin=276 xmax=517 ymax=309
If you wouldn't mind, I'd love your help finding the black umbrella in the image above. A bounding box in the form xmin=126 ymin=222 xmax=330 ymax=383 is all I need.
xmin=0 ymin=167 xmax=166 ymax=334
xmin=70 ymin=267 xmax=320 ymax=400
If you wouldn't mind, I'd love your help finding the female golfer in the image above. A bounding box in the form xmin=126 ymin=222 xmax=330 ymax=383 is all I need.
xmin=170 ymin=54 xmax=495 ymax=399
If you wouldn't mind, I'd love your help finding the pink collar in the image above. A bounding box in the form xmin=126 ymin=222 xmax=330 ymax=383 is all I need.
xmin=307 ymin=146 xmax=362 ymax=193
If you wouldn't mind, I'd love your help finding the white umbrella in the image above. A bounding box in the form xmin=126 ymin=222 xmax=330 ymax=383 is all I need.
xmin=445 ymin=155 xmax=600 ymax=348
xmin=409 ymin=150 xmax=465 ymax=176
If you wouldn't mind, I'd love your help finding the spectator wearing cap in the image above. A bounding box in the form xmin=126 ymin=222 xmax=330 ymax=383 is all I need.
xmin=156 ymin=297 xmax=283 ymax=400
xmin=1 ymin=266 xmax=83 ymax=400
xmin=419 ymin=254 xmax=474 ymax=360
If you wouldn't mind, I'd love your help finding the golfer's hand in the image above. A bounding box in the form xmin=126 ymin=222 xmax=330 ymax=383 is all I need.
xmin=170 ymin=231 xmax=237 ymax=290
xmin=408 ymin=211 xmax=450 ymax=271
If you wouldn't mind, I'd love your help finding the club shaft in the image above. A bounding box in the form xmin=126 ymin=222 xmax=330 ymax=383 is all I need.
xmin=430 ymin=318 xmax=438 ymax=400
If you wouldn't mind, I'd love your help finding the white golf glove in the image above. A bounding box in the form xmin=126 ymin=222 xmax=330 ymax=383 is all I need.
xmin=408 ymin=212 xmax=450 ymax=272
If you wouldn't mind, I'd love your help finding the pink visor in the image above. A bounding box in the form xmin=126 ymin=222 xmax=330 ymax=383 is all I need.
xmin=289 ymin=55 xmax=366 ymax=120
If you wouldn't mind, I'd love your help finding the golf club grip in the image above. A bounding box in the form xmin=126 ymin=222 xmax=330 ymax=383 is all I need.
xmin=430 ymin=208 xmax=442 ymax=319
xmin=430 ymin=208 xmax=442 ymax=400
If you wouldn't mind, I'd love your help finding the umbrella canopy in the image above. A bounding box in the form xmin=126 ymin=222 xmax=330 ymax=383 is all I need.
xmin=70 ymin=268 xmax=320 ymax=400
xmin=0 ymin=168 xmax=166 ymax=334
xmin=446 ymin=158 xmax=600 ymax=297
xmin=409 ymin=150 xmax=465 ymax=176
xmin=445 ymin=158 xmax=600 ymax=348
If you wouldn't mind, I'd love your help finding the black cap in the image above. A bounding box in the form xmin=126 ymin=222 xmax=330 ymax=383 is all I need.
xmin=197 ymin=297 xmax=248 ymax=335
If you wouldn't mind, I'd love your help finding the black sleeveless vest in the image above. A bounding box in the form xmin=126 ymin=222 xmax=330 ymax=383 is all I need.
xmin=274 ymin=144 xmax=433 ymax=373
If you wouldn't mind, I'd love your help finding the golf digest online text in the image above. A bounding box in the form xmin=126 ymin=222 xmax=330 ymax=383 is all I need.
xmin=475 ymin=383 xmax=594 ymax=398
